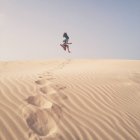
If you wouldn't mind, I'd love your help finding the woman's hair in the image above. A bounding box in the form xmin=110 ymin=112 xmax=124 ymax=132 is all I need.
xmin=63 ymin=32 xmax=69 ymax=39
xmin=63 ymin=32 xmax=67 ymax=37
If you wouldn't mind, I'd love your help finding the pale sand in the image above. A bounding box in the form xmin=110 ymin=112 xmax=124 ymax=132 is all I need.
xmin=0 ymin=59 xmax=140 ymax=140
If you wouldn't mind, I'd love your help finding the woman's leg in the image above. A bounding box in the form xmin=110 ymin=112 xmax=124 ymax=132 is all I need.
xmin=66 ymin=45 xmax=71 ymax=53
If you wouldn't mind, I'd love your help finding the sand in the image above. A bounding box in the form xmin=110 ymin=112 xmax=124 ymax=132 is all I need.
xmin=0 ymin=59 xmax=140 ymax=140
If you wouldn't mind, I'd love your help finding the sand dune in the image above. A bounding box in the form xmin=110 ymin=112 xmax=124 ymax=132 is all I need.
xmin=0 ymin=59 xmax=140 ymax=140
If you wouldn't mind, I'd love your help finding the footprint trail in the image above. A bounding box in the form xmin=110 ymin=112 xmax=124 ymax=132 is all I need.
xmin=22 ymin=59 xmax=71 ymax=139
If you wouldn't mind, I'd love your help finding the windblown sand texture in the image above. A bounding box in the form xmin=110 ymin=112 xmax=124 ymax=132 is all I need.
xmin=0 ymin=59 xmax=140 ymax=140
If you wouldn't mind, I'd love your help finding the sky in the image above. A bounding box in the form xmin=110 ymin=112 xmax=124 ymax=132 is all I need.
xmin=0 ymin=0 xmax=140 ymax=60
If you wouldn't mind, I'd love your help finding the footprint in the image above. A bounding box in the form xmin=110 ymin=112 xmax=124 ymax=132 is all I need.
xmin=35 ymin=79 xmax=47 ymax=85
xmin=40 ymin=86 xmax=57 ymax=95
xmin=35 ymin=79 xmax=52 ymax=87
xmin=51 ymin=104 xmax=63 ymax=120
xmin=59 ymin=93 xmax=68 ymax=100
xmin=48 ymin=85 xmax=68 ymax=100
xmin=25 ymin=109 xmax=57 ymax=137
xmin=25 ymin=95 xmax=53 ymax=109
xmin=52 ymin=85 xmax=67 ymax=91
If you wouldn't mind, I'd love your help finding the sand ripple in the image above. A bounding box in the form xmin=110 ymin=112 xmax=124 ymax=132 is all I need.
xmin=0 ymin=60 xmax=140 ymax=140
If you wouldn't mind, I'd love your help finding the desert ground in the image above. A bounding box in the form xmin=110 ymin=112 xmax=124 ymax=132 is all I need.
xmin=0 ymin=59 xmax=140 ymax=140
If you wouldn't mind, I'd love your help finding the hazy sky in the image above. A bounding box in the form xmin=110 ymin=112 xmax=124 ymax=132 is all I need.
xmin=0 ymin=0 xmax=140 ymax=60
